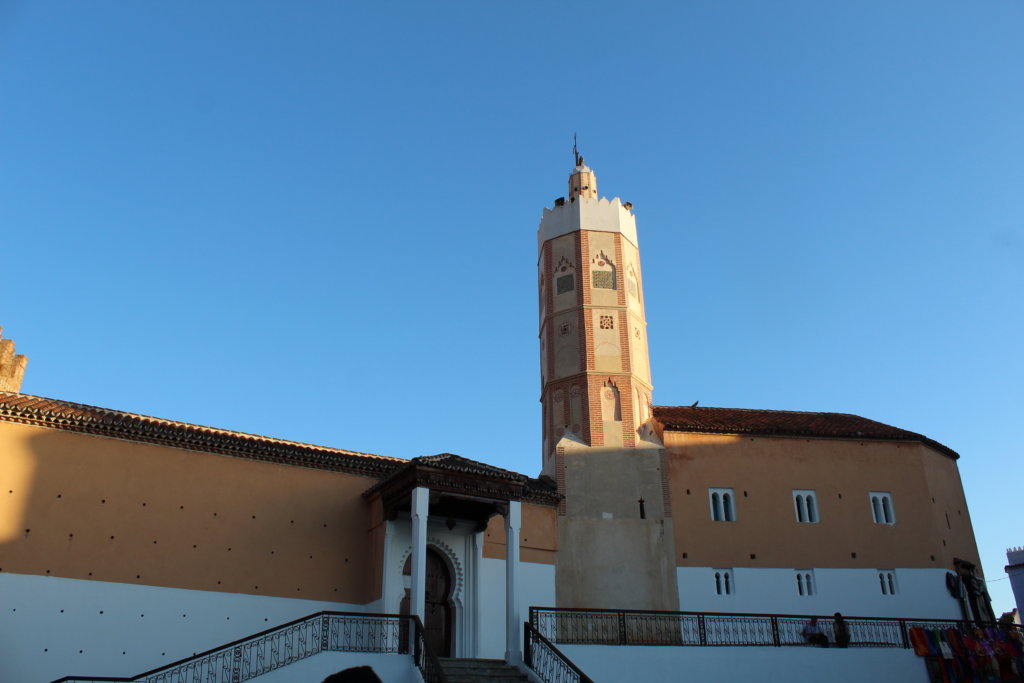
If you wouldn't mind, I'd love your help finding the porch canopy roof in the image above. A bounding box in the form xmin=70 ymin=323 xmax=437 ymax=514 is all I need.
xmin=363 ymin=453 xmax=558 ymax=530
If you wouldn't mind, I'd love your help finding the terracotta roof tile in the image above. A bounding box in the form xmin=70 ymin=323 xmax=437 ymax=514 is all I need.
xmin=653 ymin=405 xmax=958 ymax=459
xmin=0 ymin=391 xmax=405 ymax=476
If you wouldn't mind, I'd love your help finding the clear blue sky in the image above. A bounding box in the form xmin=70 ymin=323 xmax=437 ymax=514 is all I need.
xmin=2 ymin=1 xmax=1021 ymax=613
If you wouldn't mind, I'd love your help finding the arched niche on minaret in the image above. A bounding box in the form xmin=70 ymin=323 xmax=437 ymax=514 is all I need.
xmin=600 ymin=380 xmax=622 ymax=422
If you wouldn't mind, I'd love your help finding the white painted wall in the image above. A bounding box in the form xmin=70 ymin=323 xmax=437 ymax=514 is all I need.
xmin=477 ymin=557 xmax=556 ymax=660
xmin=559 ymin=645 xmax=929 ymax=683
xmin=538 ymin=197 xmax=638 ymax=248
xmin=381 ymin=518 xmax=555 ymax=660
xmin=677 ymin=566 xmax=962 ymax=619
xmin=1007 ymin=547 xmax=1024 ymax=619
xmin=255 ymin=652 xmax=422 ymax=683
xmin=0 ymin=572 xmax=381 ymax=683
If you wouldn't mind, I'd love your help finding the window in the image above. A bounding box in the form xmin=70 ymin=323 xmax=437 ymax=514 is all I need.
xmin=795 ymin=570 xmax=815 ymax=596
xmin=793 ymin=490 xmax=818 ymax=523
xmin=878 ymin=570 xmax=898 ymax=595
xmin=714 ymin=569 xmax=734 ymax=595
xmin=870 ymin=492 xmax=895 ymax=524
xmin=709 ymin=488 xmax=736 ymax=522
xmin=556 ymin=274 xmax=575 ymax=294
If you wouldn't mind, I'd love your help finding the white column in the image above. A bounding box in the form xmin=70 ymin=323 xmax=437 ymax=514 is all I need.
xmin=505 ymin=500 xmax=522 ymax=663
xmin=410 ymin=486 xmax=429 ymax=625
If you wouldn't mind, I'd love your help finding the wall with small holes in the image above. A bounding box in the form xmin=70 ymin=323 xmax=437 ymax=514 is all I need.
xmin=0 ymin=571 xmax=381 ymax=682
xmin=0 ymin=420 xmax=384 ymax=603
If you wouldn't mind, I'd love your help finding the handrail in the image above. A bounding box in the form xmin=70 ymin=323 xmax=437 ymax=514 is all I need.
xmin=524 ymin=621 xmax=594 ymax=683
xmin=53 ymin=610 xmax=417 ymax=683
xmin=529 ymin=606 xmax=1022 ymax=649
xmin=409 ymin=614 xmax=451 ymax=683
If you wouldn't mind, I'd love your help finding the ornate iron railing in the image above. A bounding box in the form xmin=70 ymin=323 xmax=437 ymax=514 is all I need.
xmin=530 ymin=607 xmax=1020 ymax=649
xmin=410 ymin=614 xmax=450 ymax=683
xmin=53 ymin=611 xmax=428 ymax=683
xmin=525 ymin=621 xmax=594 ymax=683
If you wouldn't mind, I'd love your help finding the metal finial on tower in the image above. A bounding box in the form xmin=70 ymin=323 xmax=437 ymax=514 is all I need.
xmin=573 ymin=133 xmax=584 ymax=167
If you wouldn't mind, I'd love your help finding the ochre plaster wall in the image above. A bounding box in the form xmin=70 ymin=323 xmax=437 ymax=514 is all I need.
xmin=663 ymin=431 xmax=981 ymax=571
xmin=0 ymin=421 xmax=384 ymax=604
xmin=482 ymin=503 xmax=557 ymax=564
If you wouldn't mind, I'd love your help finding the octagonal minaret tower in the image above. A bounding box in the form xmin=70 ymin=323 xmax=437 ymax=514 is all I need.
xmin=538 ymin=152 xmax=679 ymax=611
xmin=537 ymin=155 xmax=655 ymax=473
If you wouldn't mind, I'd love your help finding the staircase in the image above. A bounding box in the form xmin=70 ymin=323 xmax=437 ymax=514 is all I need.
xmin=439 ymin=658 xmax=531 ymax=682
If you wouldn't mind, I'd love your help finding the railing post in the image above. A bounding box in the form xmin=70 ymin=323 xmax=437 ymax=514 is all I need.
xmin=524 ymin=622 xmax=532 ymax=667
xmin=899 ymin=619 xmax=910 ymax=649
xmin=771 ymin=616 xmax=780 ymax=646
xmin=698 ymin=614 xmax=706 ymax=646
xmin=231 ymin=645 xmax=242 ymax=683
xmin=320 ymin=615 xmax=330 ymax=652
xmin=618 ymin=610 xmax=627 ymax=645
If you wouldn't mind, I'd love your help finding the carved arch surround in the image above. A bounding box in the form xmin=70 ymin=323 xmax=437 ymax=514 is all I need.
xmin=398 ymin=537 xmax=466 ymax=608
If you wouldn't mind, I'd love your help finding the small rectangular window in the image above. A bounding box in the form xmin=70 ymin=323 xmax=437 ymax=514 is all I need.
xmin=878 ymin=570 xmax=898 ymax=595
xmin=714 ymin=569 xmax=734 ymax=595
xmin=556 ymin=274 xmax=575 ymax=294
xmin=709 ymin=488 xmax=736 ymax=522
xmin=793 ymin=490 xmax=818 ymax=523
xmin=795 ymin=569 xmax=816 ymax=596
xmin=869 ymin=492 xmax=896 ymax=524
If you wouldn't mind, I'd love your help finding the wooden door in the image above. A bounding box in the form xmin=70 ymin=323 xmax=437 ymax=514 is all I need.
xmin=401 ymin=547 xmax=454 ymax=656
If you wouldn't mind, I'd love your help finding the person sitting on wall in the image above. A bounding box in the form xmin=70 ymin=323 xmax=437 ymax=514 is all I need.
xmin=801 ymin=617 xmax=829 ymax=647
xmin=322 ymin=666 xmax=384 ymax=683
xmin=833 ymin=612 xmax=851 ymax=648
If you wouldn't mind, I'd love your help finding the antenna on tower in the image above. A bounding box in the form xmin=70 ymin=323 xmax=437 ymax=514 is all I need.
xmin=573 ymin=133 xmax=583 ymax=167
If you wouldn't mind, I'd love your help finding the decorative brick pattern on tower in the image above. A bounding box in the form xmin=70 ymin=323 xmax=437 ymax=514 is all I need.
xmin=0 ymin=327 xmax=27 ymax=393
xmin=537 ymin=162 xmax=654 ymax=462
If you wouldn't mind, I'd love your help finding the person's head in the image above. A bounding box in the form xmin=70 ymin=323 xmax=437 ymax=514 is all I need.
xmin=834 ymin=612 xmax=843 ymax=619
xmin=809 ymin=617 xmax=818 ymax=623
xmin=322 ymin=666 xmax=383 ymax=683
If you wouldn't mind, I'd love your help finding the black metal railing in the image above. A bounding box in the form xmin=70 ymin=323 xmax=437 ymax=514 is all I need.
xmin=530 ymin=607 xmax=1021 ymax=649
xmin=410 ymin=614 xmax=450 ymax=683
xmin=53 ymin=611 xmax=424 ymax=683
xmin=525 ymin=621 xmax=594 ymax=683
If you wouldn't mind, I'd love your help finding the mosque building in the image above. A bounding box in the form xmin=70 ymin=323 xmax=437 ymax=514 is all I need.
xmin=0 ymin=158 xmax=990 ymax=682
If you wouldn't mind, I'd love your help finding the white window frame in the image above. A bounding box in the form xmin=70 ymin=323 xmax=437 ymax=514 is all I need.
xmin=714 ymin=568 xmax=734 ymax=595
xmin=795 ymin=569 xmax=816 ymax=596
xmin=792 ymin=490 xmax=818 ymax=523
xmin=709 ymin=488 xmax=736 ymax=522
xmin=878 ymin=569 xmax=898 ymax=595
xmin=869 ymin=492 xmax=896 ymax=524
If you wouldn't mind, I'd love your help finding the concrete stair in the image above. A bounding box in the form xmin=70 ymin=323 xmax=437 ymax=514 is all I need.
xmin=438 ymin=658 xmax=531 ymax=682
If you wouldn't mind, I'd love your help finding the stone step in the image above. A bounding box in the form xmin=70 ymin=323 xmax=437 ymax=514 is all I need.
xmin=438 ymin=658 xmax=530 ymax=682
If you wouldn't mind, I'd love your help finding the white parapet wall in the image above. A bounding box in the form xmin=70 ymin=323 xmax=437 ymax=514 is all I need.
xmin=1 ymin=572 xmax=383 ymax=683
xmin=560 ymin=644 xmax=929 ymax=683
xmin=677 ymin=566 xmax=963 ymax=619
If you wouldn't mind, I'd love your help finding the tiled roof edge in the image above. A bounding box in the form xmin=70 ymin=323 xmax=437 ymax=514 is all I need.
xmin=653 ymin=405 xmax=960 ymax=460
xmin=0 ymin=392 xmax=406 ymax=477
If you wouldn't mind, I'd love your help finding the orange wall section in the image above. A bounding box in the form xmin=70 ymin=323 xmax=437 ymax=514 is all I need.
xmin=0 ymin=421 xmax=385 ymax=604
xmin=482 ymin=503 xmax=558 ymax=564
xmin=663 ymin=431 xmax=981 ymax=571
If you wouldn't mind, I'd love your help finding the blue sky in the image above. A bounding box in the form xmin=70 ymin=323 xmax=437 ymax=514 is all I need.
xmin=1 ymin=1 xmax=1021 ymax=613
